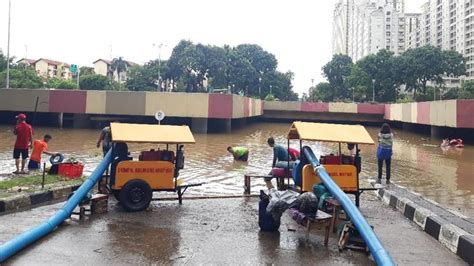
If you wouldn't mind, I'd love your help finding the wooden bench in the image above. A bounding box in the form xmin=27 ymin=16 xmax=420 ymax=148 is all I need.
xmin=290 ymin=209 xmax=332 ymax=247
xmin=244 ymin=174 xmax=287 ymax=194
xmin=324 ymin=197 xmax=343 ymax=233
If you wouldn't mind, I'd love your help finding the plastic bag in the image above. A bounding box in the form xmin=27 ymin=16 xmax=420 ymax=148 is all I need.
xmin=266 ymin=189 xmax=300 ymax=221
xmin=293 ymin=192 xmax=318 ymax=217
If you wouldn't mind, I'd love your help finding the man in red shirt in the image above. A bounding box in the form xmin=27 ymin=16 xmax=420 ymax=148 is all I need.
xmin=13 ymin=113 xmax=33 ymax=174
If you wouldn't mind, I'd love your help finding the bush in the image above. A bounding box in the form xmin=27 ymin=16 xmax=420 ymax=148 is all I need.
xmin=47 ymin=77 xmax=78 ymax=89
xmin=79 ymin=74 xmax=110 ymax=90
xmin=0 ymin=69 xmax=44 ymax=88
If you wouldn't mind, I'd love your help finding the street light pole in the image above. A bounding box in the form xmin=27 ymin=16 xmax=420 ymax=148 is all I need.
xmin=153 ymin=43 xmax=165 ymax=92
xmin=352 ymin=87 xmax=355 ymax=103
xmin=372 ymin=79 xmax=376 ymax=102
xmin=258 ymin=77 xmax=262 ymax=99
xmin=6 ymin=0 xmax=12 ymax=89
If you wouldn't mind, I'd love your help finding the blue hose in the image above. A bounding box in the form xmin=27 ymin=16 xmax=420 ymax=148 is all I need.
xmin=302 ymin=146 xmax=395 ymax=266
xmin=0 ymin=150 xmax=112 ymax=262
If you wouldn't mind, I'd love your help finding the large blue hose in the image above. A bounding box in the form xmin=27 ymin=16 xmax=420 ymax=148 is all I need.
xmin=302 ymin=146 xmax=395 ymax=266
xmin=0 ymin=150 xmax=112 ymax=262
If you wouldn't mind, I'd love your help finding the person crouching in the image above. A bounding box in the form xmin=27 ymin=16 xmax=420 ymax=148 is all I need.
xmin=28 ymin=134 xmax=58 ymax=170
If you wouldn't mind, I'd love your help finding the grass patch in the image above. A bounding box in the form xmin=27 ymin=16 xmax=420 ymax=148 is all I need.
xmin=0 ymin=174 xmax=84 ymax=190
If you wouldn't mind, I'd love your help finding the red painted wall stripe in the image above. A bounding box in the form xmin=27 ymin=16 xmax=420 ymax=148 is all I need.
xmin=357 ymin=104 xmax=385 ymax=114
xmin=48 ymin=90 xmax=87 ymax=114
xmin=456 ymin=100 xmax=474 ymax=128
xmin=244 ymin=97 xmax=250 ymax=117
xmin=301 ymin=102 xmax=329 ymax=112
xmin=208 ymin=94 xmax=233 ymax=119
xmin=417 ymin=102 xmax=430 ymax=125
xmin=384 ymin=104 xmax=391 ymax=120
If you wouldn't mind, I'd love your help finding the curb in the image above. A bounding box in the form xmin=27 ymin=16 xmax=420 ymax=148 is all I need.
xmin=378 ymin=188 xmax=474 ymax=265
xmin=0 ymin=184 xmax=81 ymax=215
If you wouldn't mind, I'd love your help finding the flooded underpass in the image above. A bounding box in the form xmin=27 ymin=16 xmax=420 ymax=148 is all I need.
xmin=1 ymin=122 xmax=472 ymax=264
xmin=1 ymin=122 xmax=472 ymax=217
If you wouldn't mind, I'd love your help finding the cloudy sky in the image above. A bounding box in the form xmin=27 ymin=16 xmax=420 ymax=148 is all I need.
xmin=0 ymin=0 xmax=421 ymax=94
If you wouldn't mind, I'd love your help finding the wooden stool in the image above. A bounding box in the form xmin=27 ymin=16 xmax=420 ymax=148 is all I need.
xmin=305 ymin=210 xmax=332 ymax=247
xmin=91 ymin=194 xmax=109 ymax=214
xmin=325 ymin=197 xmax=342 ymax=233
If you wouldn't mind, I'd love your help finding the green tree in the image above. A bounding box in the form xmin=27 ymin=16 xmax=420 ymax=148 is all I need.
xmin=0 ymin=68 xmax=43 ymax=88
xmin=357 ymin=50 xmax=399 ymax=102
xmin=0 ymin=51 xmax=14 ymax=72
xmin=79 ymin=66 xmax=95 ymax=76
xmin=308 ymin=82 xmax=334 ymax=102
xmin=402 ymin=46 xmax=444 ymax=97
xmin=322 ymin=54 xmax=353 ymax=99
xmin=79 ymin=74 xmax=111 ymax=90
xmin=442 ymin=50 xmax=466 ymax=77
xmin=47 ymin=77 xmax=78 ymax=89
xmin=110 ymin=57 xmax=128 ymax=82
xmin=458 ymin=80 xmax=474 ymax=99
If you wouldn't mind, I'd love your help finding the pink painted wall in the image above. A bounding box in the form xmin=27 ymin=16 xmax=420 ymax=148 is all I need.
xmin=301 ymin=102 xmax=329 ymax=112
xmin=417 ymin=102 xmax=430 ymax=125
xmin=357 ymin=104 xmax=385 ymax=114
xmin=384 ymin=104 xmax=391 ymax=120
xmin=457 ymin=100 xmax=474 ymax=128
xmin=208 ymin=94 xmax=233 ymax=119
xmin=49 ymin=90 xmax=87 ymax=113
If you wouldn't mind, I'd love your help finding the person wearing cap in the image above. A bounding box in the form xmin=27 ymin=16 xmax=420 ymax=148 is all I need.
xmin=13 ymin=113 xmax=33 ymax=174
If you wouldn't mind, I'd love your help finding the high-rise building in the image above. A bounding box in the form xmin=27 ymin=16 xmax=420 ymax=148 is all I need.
xmin=406 ymin=0 xmax=472 ymax=81
xmin=332 ymin=0 xmax=406 ymax=61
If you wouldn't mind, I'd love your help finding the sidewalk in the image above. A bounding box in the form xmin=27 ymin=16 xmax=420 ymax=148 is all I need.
xmin=0 ymin=194 xmax=467 ymax=265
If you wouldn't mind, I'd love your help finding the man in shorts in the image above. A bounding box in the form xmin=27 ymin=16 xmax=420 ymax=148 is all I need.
xmin=13 ymin=113 xmax=33 ymax=174
xmin=28 ymin=134 xmax=58 ymax=170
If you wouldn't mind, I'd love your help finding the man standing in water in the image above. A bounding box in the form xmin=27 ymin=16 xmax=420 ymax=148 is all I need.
xmin=13 ymin=113 xmax=33 ymax=174
xmin=97 ymin=123 xmax=112 ymax=157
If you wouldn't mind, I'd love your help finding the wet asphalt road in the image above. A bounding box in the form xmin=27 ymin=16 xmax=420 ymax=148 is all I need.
xmin=0 ymin=193 xmax=467 ymax=265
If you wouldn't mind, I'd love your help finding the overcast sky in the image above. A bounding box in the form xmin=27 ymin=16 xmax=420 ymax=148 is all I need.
xmin=0 ymin=0 xmax=421 ymax=94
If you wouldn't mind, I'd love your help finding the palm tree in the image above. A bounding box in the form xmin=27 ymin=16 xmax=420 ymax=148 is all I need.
xmin=110 ymin=57 xmax=127 ymax=82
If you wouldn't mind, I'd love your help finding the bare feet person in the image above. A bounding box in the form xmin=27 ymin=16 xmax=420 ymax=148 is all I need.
xmin=13 ymin=113 xmax=33 ymax=174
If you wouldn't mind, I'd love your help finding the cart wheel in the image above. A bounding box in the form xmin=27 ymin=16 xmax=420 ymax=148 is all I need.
xmin=119 ymin=179 xmax=152 ymax=212
xmin=111 ymin=189 xmax=121 ymax=201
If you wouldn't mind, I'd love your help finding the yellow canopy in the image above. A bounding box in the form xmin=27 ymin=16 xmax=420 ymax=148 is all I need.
xmin=111 ymin=123 xmax=195 ymax=144
xmin=288 ymin=121 xmax=374 ymax=145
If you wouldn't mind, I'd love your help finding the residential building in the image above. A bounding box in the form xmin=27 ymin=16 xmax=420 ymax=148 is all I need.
xmin=332 ymin=0 xmax=406 ymax=61
xmin=16 ymin=58 xmax=36 ymax=66
xmin=33 ymin=58 xmax=72 ymax=79
xmin=93 ymin=58 xmax=138 ymax=83
xmin=405 ymin=0 xmax=473 ymax=79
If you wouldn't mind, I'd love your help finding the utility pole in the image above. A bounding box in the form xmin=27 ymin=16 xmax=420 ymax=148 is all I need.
xmin=153 ymin=43 xmax=166 ymax=91
xmin=6 ymin=0 xmax=12 ymax=89
xmin=372 ymin=79 xmax=376 ymax=102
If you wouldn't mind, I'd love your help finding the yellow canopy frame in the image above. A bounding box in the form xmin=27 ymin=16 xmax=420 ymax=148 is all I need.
xmin=111 ymin=123 xmax=195 ymax=144
xmin=288 ymin=121 xmax=374 ymax=145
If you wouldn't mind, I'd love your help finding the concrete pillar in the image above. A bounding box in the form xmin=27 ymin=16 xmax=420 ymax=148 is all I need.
xmin=191 ymin=118 xmax=208 ymax=134
xmin=221 ymin=119 xmax=232 ymax=133
xmin=430 ymin=126 xmax=442 ymax=139
xmin=57 ymin=112 xmax=63 ymax=128
xmin=233 ymin=118 xmax=247 ymax=129
xmin=73 ymin=114 xmax=90 ymax=128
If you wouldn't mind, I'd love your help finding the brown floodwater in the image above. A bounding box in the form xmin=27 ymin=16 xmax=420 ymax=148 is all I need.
xmin=0 ymin=122 xmax=472 ymax=217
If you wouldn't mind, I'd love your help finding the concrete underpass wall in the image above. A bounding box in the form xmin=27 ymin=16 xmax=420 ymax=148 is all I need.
xmin=263 ymin=101 xmax=385 ymax=123
xmin=0 ymin=89 xmax=263 ymax=132
xmin=386 ymin=100 xmax=474 ymax=129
